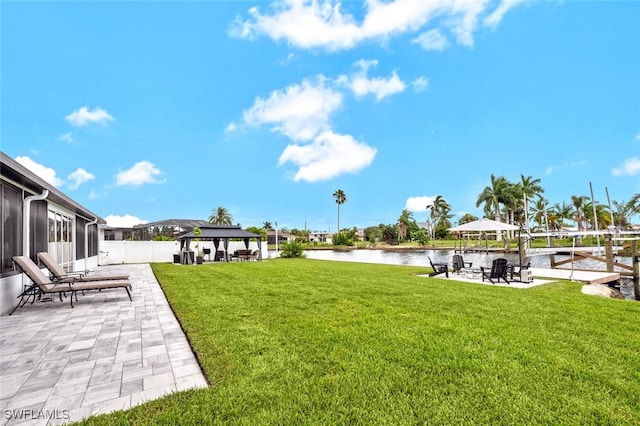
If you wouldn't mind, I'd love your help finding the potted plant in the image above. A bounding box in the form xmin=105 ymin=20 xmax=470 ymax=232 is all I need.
xmin=194 ymin=227 xmax=204 ymax=264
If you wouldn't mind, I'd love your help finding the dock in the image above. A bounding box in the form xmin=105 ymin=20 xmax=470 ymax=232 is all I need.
xmin=530 ymin=268 xmax=620 ymax=285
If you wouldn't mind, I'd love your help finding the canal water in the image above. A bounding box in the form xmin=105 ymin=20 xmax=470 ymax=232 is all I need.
xmin=295 ymin=248 xmax=636 ymax=300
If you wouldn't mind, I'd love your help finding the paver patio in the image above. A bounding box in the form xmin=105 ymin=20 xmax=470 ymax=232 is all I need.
xmin=0 ymin=263 xmax=207 ymax=425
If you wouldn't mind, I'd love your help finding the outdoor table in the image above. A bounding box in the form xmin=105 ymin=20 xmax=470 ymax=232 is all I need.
xmin=463 ymin=268 xmax=482 ymax=280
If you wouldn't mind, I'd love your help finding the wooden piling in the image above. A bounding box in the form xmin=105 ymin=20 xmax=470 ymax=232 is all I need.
xmin=604 ymin=235 xmax=614 ymax=272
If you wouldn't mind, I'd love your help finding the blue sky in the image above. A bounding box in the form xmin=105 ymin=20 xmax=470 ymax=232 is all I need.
xmin=2 ymin=0 xmax=639 ymax=231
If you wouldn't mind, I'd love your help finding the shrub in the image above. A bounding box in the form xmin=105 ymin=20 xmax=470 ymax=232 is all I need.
xmin=332 ymin=232 xmax=353 ymax=246
xmin=280 ymin=240 xmax=306 ymax=258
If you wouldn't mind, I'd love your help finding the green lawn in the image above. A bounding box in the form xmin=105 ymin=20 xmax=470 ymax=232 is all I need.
xmin=82 ymin=259 xmax=640 ymax=425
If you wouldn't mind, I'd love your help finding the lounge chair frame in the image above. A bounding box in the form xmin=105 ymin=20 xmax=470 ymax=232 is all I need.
xmin=37 ymin=251 xmax=130 ymax=282
xmin=11 ymin=256 xmax=132 ymax=313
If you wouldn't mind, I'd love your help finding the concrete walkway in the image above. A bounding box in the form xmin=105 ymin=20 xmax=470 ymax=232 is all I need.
xmin=0 ymin=264 xmax=207 ymax=425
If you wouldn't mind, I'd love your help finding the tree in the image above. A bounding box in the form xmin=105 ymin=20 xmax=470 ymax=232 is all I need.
xmin=530 ymin=197 xmax=549 ymax=232
xmin=584 ymin=202 xmax=612 ymax=230
xmin=397 ymin=209 xmax=414 ymax=242
xmin=628 ymin=193 xmax=640 ymax=217
xmin=246 ymin=226 xmax=267 ymax=240
xmin=263 ymin=222 xmax=273 ymax=231
xmin=519 ymin=175 xmax=544 ymax=231
xmin=459 ymin=213 xmax=479 ymax=225
xmin=611 ymin=200 xmax=631 ymax=229
xmin=552 ymin=201 xmax=573 ymax=229
xmin=333 ymin=189 xmax=346 ymax=233
xmin=571 ymin=195 xmax=589 ymax=246
xmin=209 ymin=207 xmax=232 ymax=225
xmin=364 ymin=226 xmax=382 ymax=243
xmin=476 ymin=174 xmax=512 ymax=240
xmin=381 ymin=224 xmax=398 ymax=244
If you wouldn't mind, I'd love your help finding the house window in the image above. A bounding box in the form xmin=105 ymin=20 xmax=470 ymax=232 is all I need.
xmin=48 ymin=208 xmax=74 ymax=271
xmin=1 ymin=182 xmax=22 ymax=276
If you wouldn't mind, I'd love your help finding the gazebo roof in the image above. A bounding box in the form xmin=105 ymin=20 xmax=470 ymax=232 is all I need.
xmin=178 ymin=225 xmax=261 ymax=240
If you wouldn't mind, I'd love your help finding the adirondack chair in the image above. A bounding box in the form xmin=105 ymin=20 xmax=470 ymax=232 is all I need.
xmin=452 ymin=254 xmax=473 ymax=274
xmin=428 ymin=256 xmax=449 ymax=278
xmin=480 ymin=258 xmax=510 ymax=284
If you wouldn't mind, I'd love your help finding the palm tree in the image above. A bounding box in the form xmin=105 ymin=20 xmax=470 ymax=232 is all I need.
xmin=552 ymin=201 xmax=573 ymax=229
xmin=333 ymin=189 xmax=346 ymax=233
xmin=611 ymin=200 xmax=631 ymax=229
xmin=584 ymin=202 xmax=612 ymax=230
xmin=570 ymin=195 xmax=589 ymax=245
xmin=209 ymin=207 xmax=233 ymax=225
xmin=519 ymin=175 xmax=544 ymax=231
xmin=263 ymin=221 xmax=273 ymax=231
xmin=628 ymin=193 xmax=640 ymax=217
xmin=530 ymin=197 xmax=549 ymax=232
xmin=397 ymin=209 xmax=414 ymax=241
xmin=476 ymin=174 xmax=512 ymax=240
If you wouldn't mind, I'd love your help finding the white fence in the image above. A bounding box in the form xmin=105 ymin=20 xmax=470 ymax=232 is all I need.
xmin=99 ymin=240 xmax=265 ymax=264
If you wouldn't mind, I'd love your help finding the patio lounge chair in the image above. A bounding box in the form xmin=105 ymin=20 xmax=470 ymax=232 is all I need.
xmin=480 ymin=258 xmax=510 ymax=284
xmin=11 ymin=256 xmax=132 ymax=312
xmin=427 ymin=256 xmax=449 ymax=278
xmin=452 ymin=254 xmax=472 ymax=274
xmin=37 ymin=251 xmax=130 ymax=283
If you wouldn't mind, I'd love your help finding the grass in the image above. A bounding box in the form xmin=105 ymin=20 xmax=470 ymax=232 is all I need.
xmin=81 ymin=259 xmax=640 ymax=425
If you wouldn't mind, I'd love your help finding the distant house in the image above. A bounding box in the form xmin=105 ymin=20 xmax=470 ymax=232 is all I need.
xmin=266 ymin=230 xmax=294 ymax=245
xmin=1 ymin=151 xmax=104 ymax=315
xmin=309 ymin=231 xmax=332 ymax=244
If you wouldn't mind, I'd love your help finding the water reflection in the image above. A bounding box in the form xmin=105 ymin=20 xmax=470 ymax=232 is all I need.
xmin=298 ymin=249 xmax=636 ymax=300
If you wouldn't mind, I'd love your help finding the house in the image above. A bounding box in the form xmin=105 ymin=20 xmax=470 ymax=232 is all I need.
xmin=1 ymin=151 xmax=104 ymax=315
xmin=309 ymin=231 xmax=332 ymax=244
xmin=266 ymin=230 xmax=294 ymax=245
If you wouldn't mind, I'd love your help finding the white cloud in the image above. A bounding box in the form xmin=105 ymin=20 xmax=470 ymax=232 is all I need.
xmin=484 ymin=0 xmax=526 ymax=28
xmin=231 ymin=0 xmax=518 ymax=51
xmin=59 ymin=132 xmax=73 ymax=143
xmin=116 ymin=161 xmax=165 ymax=186
xmin=104 ymin=214 xmax=148 ymax=228
xmin=412 ymin=29 xmax=448 ymax=51
xmin=278 ymin=52 xmax=296 ymax=66
xmin=66 ymin=106 xmax=114 ymax=127
xmin=67 ymin=168 xmax=95 ymax=190
xmin=405 ymin=196 xmax=436 ymax=213
xmin=412 ymin=76 xmax=429 ymax=92
xmin=15 ymin=156 xmax=63 ymax=187
xmin=237 ymin=64 xmax=414 ymax=180
xmin=278 ymin=131 xmax=376 ymax=182
xmin=612 ymin=157 xmax=640 ymax=176
xmin=636 ymin=132 xmax=640 ymax=141
xmin=225 ymin=122 xmax=238 ymax=133
xmin=545 ymin=166 xmax=553 ymax=176
xmin=242 ymin=77 xmax=342 ymax=141
xmin=344 ymin=60 xmax=406 ymax=101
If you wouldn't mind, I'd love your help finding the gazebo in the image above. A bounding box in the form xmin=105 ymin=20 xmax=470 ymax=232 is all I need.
xmin=177 ymin=224 xmax=263 ymax=263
